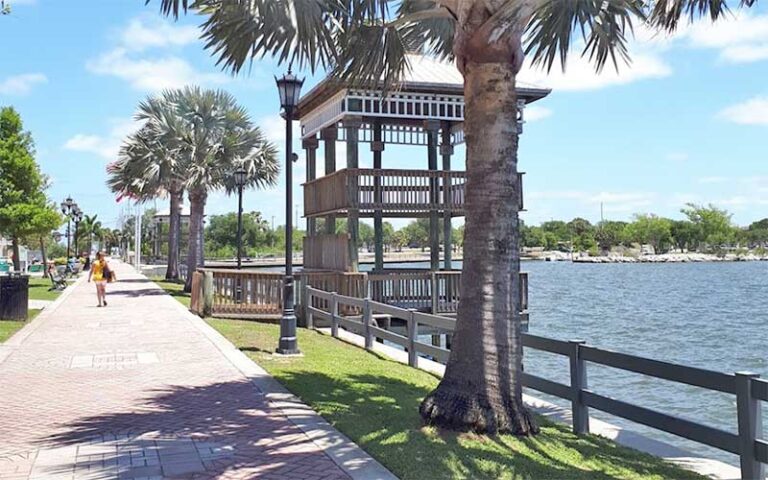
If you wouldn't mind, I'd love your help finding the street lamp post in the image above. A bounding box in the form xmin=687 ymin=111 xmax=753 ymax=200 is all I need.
xmin=233 ymin=168 xmax=247 ymax=270
xmin=60 ymin=197 xmax=75 ymax=258
xmin=275 ymin=69 xmax=304 ymax=355
xmin=73 ymin=207 xmax=83 ymax=257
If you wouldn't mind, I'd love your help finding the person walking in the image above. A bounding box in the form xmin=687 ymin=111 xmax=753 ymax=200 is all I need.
xmin=87 ymin=251 xmax=113 ymax=307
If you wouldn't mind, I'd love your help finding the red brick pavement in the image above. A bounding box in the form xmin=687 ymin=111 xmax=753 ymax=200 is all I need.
xmin=0 ymin=261 xmax=352 ymax=480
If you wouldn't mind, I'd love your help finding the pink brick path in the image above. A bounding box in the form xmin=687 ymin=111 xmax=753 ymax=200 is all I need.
xmin=0 ymin=261 xmax=354 ymax=480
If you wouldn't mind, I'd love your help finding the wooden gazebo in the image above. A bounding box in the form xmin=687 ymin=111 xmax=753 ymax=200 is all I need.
xmin=296 ymin=55 xmax=549 ymax=314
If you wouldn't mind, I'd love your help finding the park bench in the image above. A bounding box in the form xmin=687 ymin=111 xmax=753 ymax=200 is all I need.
xmin=49 ymin=270 xmax=67 ymax=291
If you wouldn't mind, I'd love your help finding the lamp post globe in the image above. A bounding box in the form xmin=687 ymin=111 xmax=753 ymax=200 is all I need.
xmin=275 ymin=69 xmax=304 ymax=355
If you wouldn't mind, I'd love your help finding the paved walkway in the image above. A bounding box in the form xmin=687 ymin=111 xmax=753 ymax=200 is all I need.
xmin=0 ymin=261 xmax=388 ymax=480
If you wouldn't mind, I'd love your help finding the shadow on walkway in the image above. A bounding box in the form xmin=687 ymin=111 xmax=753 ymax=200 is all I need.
xmin=39 ymin=380 xmax=348 ymax=479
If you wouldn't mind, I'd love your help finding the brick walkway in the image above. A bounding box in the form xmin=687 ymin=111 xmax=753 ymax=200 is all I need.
xmin=0 ymin=261 xmax=374 ymax=480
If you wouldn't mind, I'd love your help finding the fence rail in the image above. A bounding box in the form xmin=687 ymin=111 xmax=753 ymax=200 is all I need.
xmin=305 ymin=285 xmax=766 ymax=480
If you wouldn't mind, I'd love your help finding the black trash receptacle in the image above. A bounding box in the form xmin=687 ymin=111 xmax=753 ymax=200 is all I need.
xmin=0 ymin=274 xmax=29 ymax=321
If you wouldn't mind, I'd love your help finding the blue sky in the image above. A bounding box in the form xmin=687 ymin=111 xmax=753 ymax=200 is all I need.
xmin=1 ymin=1 xmax=767 ymax=231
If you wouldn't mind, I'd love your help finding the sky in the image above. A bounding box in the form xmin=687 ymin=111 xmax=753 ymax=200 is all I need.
xmin=1 ymin=1 xmax=767 ymax=232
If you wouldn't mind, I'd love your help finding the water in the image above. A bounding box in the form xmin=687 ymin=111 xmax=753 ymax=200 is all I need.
xmin=274 ymin=259 xmax=767 ymax=465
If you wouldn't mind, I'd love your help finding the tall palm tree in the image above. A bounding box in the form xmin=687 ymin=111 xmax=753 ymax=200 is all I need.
xmin=109 ymin=108 xmax=186 ymax=280
xmin=152 ymin=0 xmax=756 ymax=434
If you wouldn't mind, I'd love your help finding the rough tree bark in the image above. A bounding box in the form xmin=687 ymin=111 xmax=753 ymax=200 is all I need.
xmin=184 ymin=188 xmax=207 ymax=292
xmin=165 ymin=187 xmax=183 ymax=280
xmin=420 ymin=3 xmax=536 ymax=434
xmin=39 ymin=236 xmax=47 ymax=274
xmin=11 ymin=237 xmax=21 ymax=272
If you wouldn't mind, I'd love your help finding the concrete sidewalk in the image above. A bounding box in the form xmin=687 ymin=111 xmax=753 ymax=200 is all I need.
xmin=0 ymin=261 xmax=392 ymax=480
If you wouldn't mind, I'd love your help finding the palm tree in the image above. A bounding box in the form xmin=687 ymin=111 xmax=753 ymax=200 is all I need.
xmin=151 ymin=0 xmax=756 ymax=434
xmin=77 ymin=214 xmax=102 ymax=255
xmin=109 ymin=105 xmax=186 ymax=280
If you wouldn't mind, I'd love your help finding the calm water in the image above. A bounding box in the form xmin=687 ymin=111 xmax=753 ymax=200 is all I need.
xmin=269 ymin=260 xmax=767 ymax=464
xmin=374 ymin=260 xmax=768 ymax=465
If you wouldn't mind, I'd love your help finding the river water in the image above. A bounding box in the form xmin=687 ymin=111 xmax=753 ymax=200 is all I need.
xmin=369 ymin=260 xmax=768 ymax=465
xmin=264 ymin=259 xmax=766 ymax=464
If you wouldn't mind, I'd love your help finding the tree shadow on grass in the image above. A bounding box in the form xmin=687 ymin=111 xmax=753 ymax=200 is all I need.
xmin=39 ymin=380 xmax=350 ymax=479
xmin=269 ymin=370 xmax=703 ymax=480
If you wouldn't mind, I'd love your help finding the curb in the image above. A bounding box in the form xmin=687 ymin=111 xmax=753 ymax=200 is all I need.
xmin=147 ymin=274 xmax=399 ymax=480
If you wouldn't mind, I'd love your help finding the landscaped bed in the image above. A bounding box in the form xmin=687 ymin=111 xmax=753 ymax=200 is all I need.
xmin=28 ymin=276 xmax=63 ymax=302
xmin=0 ymin=309 xmax=40 ymax=343
xmin=154 ymin=281 xmax=702 ymax=479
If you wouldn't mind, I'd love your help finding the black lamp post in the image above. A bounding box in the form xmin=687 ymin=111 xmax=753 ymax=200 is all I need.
xmin=60 ymin=197 xmax=75 ymax=258
xmin=233 ymin=168 xmax=248 ymax=270
xmin=73 ymin=207 xmax=83 ymax=257
xmin=275 ymin=69 xmax=304 ymax=355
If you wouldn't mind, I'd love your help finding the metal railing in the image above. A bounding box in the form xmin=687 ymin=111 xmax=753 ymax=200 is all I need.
xmin=305 ymin=285 xmax=766 ymax=479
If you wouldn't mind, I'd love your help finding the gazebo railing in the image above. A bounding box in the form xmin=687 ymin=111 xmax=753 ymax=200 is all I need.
xmin=303 ymin=168 xmax=467 ymax=217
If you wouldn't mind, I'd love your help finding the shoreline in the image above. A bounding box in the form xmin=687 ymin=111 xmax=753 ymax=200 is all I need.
xmin=565 ymin=252 xmax=768 ymax=263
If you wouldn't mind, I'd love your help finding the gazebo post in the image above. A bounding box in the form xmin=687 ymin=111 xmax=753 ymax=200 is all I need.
xmin=344 ymin=116 xmax=363 ymax=271
xmin=372 ymin=119 xmax=385 ymax=271
xmin=321 ymin=126 xmax=337 ymax=235
xmin=425 ymin=120 xmax=440 ymax=272
xmin=303 ymin=136 xmax=319 ymax=236
xmin=441 ymin=122 xmax=453 ymax=270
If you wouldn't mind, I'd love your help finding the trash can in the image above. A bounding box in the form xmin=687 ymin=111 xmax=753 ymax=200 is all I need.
xmin=0 ymin=274 xmax=29 ymax=321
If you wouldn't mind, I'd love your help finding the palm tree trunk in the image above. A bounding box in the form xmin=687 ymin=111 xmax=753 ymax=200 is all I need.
xmin=165 ymin=187 xmax=183 ymax=280
xmin=11 ymin=237 xmax=21 ymax=272
xmin=420 ymin=60 xmax=537 ymax=435
xmin=184 ymin=188 xmax=206 ymax=292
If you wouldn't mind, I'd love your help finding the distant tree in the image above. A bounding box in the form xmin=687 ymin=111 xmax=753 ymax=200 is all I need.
xmin=567 ymin=217 xmax=593 ymax=237
xmin=0 ymin=107 xmax=50 ymax=270
xmin=521 ymin=224 xmax=546 ymax=248
xmin=626 ymin=214 xmax=673 ymax=254
xmin=205 ymin=211 xmax=271 ymax=257
xmin=391 ymin=230 xmax=407 ymax=252
xmin=681 ymin=203 xmax=734 ymax=251
xmin=382 ymin=222 xmax=395 ymax=251
xmin=541 ymin=220 xmax=569 ymax=243
xmin=670 ymin=220 xmax=699 ymax=252
xmin=77 ymin=214 xmax=103 ymax=255
xmin=595 ymin=221 xmax=628 ymax=251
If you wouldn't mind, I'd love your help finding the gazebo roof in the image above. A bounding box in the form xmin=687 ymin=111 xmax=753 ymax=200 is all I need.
xmin=297 ymin=54 xmax=551 ymax=144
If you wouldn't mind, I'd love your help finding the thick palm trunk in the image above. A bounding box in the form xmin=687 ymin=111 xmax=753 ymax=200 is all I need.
xmin=420 ymin=61 xmax=537 ymax=435
xmin=184 ymin=188 xmax=206 ymax=292
xmin=165 ymin=188 xmax=183 ymax=280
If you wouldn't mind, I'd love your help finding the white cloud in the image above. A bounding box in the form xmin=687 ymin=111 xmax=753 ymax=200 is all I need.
xmin=665 ymin=152 xmax=689 ymax=162
xmin=524 ymin=105 xmax=552 ymax=122
xmin=719 ymin=96 xmax=768 ymax=126
xmin=0 ymin=73 xmax=47 ymax=95
xmin=86 ymin=18 xmax=229 ymax=91
xmin=87 ymin=48 xmax=229 ymax=91
xmin=119 ymin=18 xmax=200 ymax=52
xmin=685 ymin=12 xmax=768 ymax=64
xmin=528 ymin=190 xmax=655 ymax=212
xmin=697 ymin=176 xmax=730 ymax=184
xmin=63 ymin=118 xmax=143 ymax=160
xmin=519 ymin=53 xmax=671 ymax=91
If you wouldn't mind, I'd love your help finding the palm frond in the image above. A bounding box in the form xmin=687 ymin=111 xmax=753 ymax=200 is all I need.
xmin=648 ymin=0 xmax=757 ymax=32
xmin=525 ymin=0 xmax=646 ymax=73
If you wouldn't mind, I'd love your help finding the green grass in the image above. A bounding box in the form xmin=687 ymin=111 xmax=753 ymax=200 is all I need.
xmin=207 ymin=319 xmax=704 ymax=480
xmin=151 ymin=278 xmax=191 ymax=307
xmin=0 ymin=309 xmax=40 ymax=343
xmin=28 ymin=277 xmax=63 ymax=301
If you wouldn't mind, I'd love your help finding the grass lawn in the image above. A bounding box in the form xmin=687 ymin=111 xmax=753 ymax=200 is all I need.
xmin=28 ymin=276 xmax=63 ymax=301
xmin=207 ymin=319 xmax=704 ymax=480
xmin=151 ymin=277 xmax=191 ymax=308
xmin=0 ymin=309 xmax=41 ymax=343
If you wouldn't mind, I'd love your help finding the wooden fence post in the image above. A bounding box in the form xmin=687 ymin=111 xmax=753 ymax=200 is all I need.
xmin=363 ymin=297 xmax=373 ymax=350
xmin=735 ymin=372 xmax=764 ymax=480
xmin=569 ymin=340 xmax=589 ymax=435
xmin=203 ymin=271 xmax=214 ymax=317
xmin=407 ymin=309 xmax=417 ymax=367
xmin=330 ymin=292 xmax=339 ymax=338
xmin=306 ymin=287 xmax=314 ymax=330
